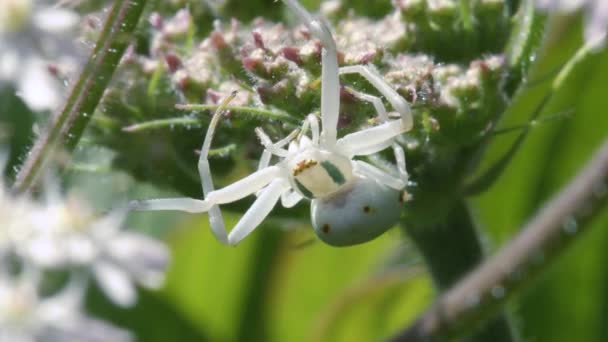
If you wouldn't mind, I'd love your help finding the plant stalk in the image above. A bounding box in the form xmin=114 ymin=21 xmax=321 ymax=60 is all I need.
xmin=402 ymin=200 xmax=516 ymax=342
xmin=12 ymin=0 xmax=148 ymax=193
xmin=393 ymin=139 xmax=608 ymax=341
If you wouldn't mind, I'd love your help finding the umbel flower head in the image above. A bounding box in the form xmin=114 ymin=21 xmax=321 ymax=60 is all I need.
xmin=0 ymin=0 xmax=81 ymax=111
xmin=0 ymin=269 xmax=133 ymax=342
xmin=0 ymin=172 xmax=171 ymax=308
xmin=22 ymin=197 xmax=171 ymax=307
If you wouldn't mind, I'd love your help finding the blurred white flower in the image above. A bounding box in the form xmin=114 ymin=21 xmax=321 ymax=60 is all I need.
xmin=0 ymin=270 xmax=133 ymax=342
xmin=537 ymin=0 xmax=608 ymax=49
xmin=20 ymin=195 xmax=171 ymax=308
xmin=0 ymin=157 xmax=37 ymax=257
xmin=0 ymin=0 xmax=81 ymax=111
xmin=0 ymin=170 xmax=170 ymax=308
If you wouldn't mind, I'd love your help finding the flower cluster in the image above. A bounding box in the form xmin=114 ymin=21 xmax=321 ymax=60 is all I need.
xmin=0 ymin=270 xmax=133 ymax=342
xmin=0 ymin=0 xmax=82 ymax=111
xmin=89 ymin=3 xmax=508 ymax=198
xmin=0 ymin=167 xmax=170 ymax=340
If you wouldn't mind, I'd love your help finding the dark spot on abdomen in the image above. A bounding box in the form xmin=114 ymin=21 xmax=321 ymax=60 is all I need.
xmin=322 ymin=224 xmax=330 ymax=233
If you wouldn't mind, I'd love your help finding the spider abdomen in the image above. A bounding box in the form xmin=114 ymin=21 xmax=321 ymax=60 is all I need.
xmin=310 ymin=176 xmax=402 ymax=246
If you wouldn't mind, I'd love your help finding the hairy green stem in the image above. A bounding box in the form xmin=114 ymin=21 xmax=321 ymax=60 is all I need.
xmin=12 ymin=0 xmax=148 ymax=193
xmin=175 ymin=103 xmax=300 ymax=125
xmin=504 ymin=0 xmax=546 ymax=97
xmin=392 ymin=138 xmax=608 ymax=341
xmin=401 ymin=201 xmax=516 ymax=342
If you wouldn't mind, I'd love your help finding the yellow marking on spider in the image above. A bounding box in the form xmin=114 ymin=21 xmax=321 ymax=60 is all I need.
xmin=293 ymin=159 xmax=318 ymax=176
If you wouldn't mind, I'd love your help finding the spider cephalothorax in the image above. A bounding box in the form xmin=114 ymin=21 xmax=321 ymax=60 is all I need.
xmin=131 ymin=0 xmax=414 ymax=247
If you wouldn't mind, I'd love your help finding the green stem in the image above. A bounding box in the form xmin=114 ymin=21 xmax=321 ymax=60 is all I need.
xmin=12 ymin=0 xmax=148 ymax=193
xmin=504 ymin=0 xmax=546 ymax=97
xmin=393 ymin=139 xmax=608 ymax=341
xmin=402 ymin=200 xmax=516 ymax=342
xmin=176 ymin=103 xmax=300 ymax=125
xmin=122 ymin=117 xmax=202 ymax=132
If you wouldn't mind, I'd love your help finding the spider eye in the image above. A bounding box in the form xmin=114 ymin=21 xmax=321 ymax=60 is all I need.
xmin=310 ymin=177 xmax=402 ymax=246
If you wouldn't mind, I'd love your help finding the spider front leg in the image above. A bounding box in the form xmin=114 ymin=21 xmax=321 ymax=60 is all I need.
xmin=131 ymin=142 xmax=287 ymax=246
xmin=336 ymin=119 xmax=409 ymax=157
xmin=255 ymin=127 xmax=298 ymax=171
xmin=226 ymin=178 xmax=290 ymax=245
xmin=132 ymin=93 xmax=289 ymax=246
xmin=255 ymin=127 xmax=305 ymax=208
xmin=282 ymin=0 xmax=340 ymax=146
xmin=353 ymin=160 xmax=406 ymax=190
xmin=197 ymin=93 xmax=291 ymax=245
xmin=336 ymin=114 xmax=411 ymax=191
xmin=346 ymin=87 xmax=409 ymax=180
xmin=340 ymin=65 xmax=413 ymax=129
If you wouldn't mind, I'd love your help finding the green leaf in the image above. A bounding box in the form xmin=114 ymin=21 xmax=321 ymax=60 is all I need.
xmin=474 ymin=29 xmax=608 ymax=342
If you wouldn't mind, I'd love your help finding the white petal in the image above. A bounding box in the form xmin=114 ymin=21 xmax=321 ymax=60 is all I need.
xmin=33 ymin=8 xmax=80 ymax=34
xmin=22 ymin=236 xmax=67 ymax=267
xmin=89 ymin=209 xmax=127 ymax=240
xmin=16 ymin=57 xmax=63 ymax=111
xmin=45 ymin=316 xmax=134 ymax=342
xmin=0 ymin=50 xmax=20 ymax=81
xmin=37 ymin=274 xmax=86 ymax=321
xmin=585 ymin=0 xmax=608 ymax=50
xmin=65 ymin=235 xmax=97 ymax=264
xmin=50 ymin=316 xmax=134 ymax=342
xmin=106 ymin=233 xmax=170 ymax=289
xmin=93 ymin=262 xmax=137 ymax=307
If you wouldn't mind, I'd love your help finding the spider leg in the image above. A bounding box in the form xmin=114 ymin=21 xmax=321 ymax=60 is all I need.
xmin=199 ymin=160 xmax=285 ymax=245
xmin=197 ymin=91 xmax=239 ymax=243
xmin=204 ymin=166 xmax=283 ymax=204
xmin=281 ymin=189 xmax=303 ymax=208
xmin=344 ymin=87 xmax=389 ymax=122
xmin=353 ymin=160 xmax=406 ymax=190
xmin=340 ymin=65 xmax=413 ymax=130
xmin=282 ymin=0 xmax=340 ymax=147
xmin=346 ymin=87 xmax=409 ymax=181
xmin=304 ymin=114 xmax=320 ymax=145
xmin=256 ymin=128 xmax=299 ymax=170
xmin=255 ymin=128 xmax=290 ymax=158
xmin=254 ymin=127 xmax=298 ymax=203
xmin=198 ymin=108 xmax=290 ymax=244
xmin=391 ymin=142 xmax=408 ymax=182
xmin=346 ymin=139 xmax=393 ymax=156
xmin=228 ymin=179 xmax=290 ymax=245
xmin=336 ymin=120 xmax=407 ymax=156
xmin=129 ymin=198 xmax=209 ymax=213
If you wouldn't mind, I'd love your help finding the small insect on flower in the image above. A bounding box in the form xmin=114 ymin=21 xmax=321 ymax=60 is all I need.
xmin=130 ymin=0 xmax=414 ymax=247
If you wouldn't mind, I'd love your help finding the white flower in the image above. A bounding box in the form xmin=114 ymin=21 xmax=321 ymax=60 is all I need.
xmin=0 ymin=168 xmax=170 ymax=309
xmin=0 ymin=270 xmax=133 ymax=342
xmin=19 ymin=194 xmax=171 ymax=308
xmin=0 ymin=162 xmax=36 ymax=257
xmin=87 ymin=209 xmax=171 ymax=307
xmin=537 ymin=0 xmax=608 ymax=49
xmin=0 ymin=0 xmax=81 ymax=111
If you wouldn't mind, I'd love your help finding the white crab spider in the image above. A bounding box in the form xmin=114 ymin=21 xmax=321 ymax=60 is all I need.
xmin=130 ymin=0 xmax=413 ymax=246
